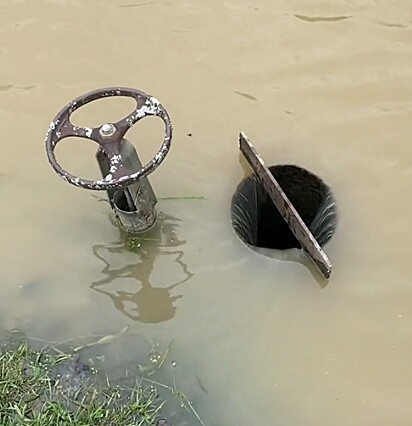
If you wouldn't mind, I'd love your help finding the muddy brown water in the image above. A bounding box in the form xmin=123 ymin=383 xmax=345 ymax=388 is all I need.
xmin=1 ymin=1 xmax=412 ymax=425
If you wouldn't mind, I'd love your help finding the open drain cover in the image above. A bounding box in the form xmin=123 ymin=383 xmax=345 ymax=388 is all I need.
xmin=231 ymin=132 xmax=337 ymax=279
xmin=231 ymin=164 xmax=337 ymax=250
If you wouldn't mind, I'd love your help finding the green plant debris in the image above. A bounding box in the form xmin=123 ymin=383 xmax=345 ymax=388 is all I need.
xmin=0 ymin=341 xmax=165 ymax=425
xmin=73 ymin=325 xmax=129 ymax=352
xmin=90 ymin=194 xmax=109 ymax=203
xmin=91 ymin=194 xmax=206 ymax=202
xmin=125 ymin=235 xmax=160 ymax=253
xmin=142 ymin=372 xmax=205 ymax=426
xmin=158 ymin=196 xmax=206 ymax=200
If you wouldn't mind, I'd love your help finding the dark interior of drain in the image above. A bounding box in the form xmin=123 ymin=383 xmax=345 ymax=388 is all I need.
xmin=113 ymin=189 xmax=136 ymax=212
xmin=231 ymin=165 xmax=337 ymax=250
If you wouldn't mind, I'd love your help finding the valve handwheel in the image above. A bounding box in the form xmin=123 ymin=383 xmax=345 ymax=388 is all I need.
xmin=45 ymin=87 xmax=172 ymax=190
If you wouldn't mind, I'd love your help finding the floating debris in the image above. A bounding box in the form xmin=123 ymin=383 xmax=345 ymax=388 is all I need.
xmin=235 ymin=90 xmax=258 ymax=101
xmin=159 ymin=196 xmax=206 ymax=200
xmin=294 ymin=14 xmax=352 ymax=23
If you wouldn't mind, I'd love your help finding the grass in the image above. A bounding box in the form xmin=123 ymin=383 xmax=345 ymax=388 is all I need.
xmin=0 ymin=341 xmax=165 ymax=426
xmin=0 ymin=335 xmax=206 ymax=426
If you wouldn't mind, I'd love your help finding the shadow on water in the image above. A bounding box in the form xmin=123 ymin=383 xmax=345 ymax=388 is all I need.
xmin=90 ymin=212 xmax=194 ymax=323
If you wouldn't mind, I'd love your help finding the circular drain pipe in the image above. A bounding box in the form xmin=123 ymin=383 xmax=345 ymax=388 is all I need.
xmin=231 ymin=164 xmax=337 ymax=251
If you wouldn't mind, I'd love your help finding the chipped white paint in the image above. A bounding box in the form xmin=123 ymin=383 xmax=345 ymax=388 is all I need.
xmin=47 ymin=118 xmax=60 ymax=134
xmin=45 ymin=119 xmax=62 ymax=148
xmin=96 ymin=173 xmax=116 ymax=186
xmin=154 ymin=152 xmax=163 ymax=163
xmin=126 ymin=96 xmax=162 ymax=126
xmin=85 ymin=127 xmax=93 ymax=138
xmin=109 ymin=154 xmax=122 ymax=174
xmin=110 ymin=154 xmax=122 ymax=164
xmin=68 ymin=101 xmax=77 ymax=113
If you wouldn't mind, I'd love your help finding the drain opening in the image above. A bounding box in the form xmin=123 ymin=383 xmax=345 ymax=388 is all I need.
xmin=231 ymin=165 xmax=337 ymax=250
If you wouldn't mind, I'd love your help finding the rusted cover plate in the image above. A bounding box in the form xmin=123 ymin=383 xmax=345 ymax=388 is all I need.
xmin=239 ymin=132 xmax=332 ymax=280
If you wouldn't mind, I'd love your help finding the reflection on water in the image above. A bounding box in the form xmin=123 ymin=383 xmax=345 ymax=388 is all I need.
xmin=91 ymin=212 xmax=193 ymax=323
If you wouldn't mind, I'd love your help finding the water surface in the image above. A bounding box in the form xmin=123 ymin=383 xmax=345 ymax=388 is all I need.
xmin=1 ymin=1 xmax=412 ymax=424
